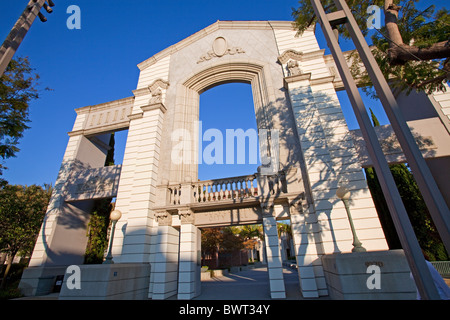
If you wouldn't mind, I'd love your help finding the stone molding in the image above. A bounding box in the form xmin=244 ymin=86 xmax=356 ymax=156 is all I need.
xmin=284 ymin=73 xmax=312 ymax=85
xmin=127 ymin=113 xmax=144 ymax=120
xmin=74 ymin=96 xmax=135 ymax=115
xmin=277 ymin=49 xmax=326 ymax=64
xmin=67 ymin=120 xmax=130 ymax=137
xmin=138 ymin=20 xmax=298 ymax=71
xmin=277 ymin=49 xmax=304 ymax=64
xmin=283 ymin=74 xmax=337 ymax=89
xmin=141 ymin=103 xmax=167 ymax=114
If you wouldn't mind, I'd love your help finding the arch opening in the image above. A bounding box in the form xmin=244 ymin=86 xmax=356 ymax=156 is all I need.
xmin=172 ymin=60 xmax=274 ymax=183
xmin=198 ymin=82 xmax=260 ymax=181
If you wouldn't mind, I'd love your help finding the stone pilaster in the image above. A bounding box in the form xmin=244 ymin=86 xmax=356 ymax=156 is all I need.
xmin=151 ymin=210 xmax=179 ymax=300
xmin=262 ymin=207 xmax=286 ymax=299
xmin=289 ymin=198 xmax=327 ymax=297
xmin=177 ymin=209 xmax=201 ymax=300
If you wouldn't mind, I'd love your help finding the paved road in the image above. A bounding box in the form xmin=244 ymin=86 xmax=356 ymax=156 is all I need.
xmin=195 ymin=266 xmax=328 ymax=300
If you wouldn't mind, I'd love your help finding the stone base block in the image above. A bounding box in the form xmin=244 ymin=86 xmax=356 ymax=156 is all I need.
xmin=19 ymin=266 xmax=67 ymax=297
xmin=322 ymin=250 xmax=416 ymax=300
xmin=58 ymin=263 xmax=150 ymax=300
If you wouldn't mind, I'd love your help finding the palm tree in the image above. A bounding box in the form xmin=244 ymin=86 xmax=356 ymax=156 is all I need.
xmin=236 ymin=225 xmax=263 ymax=262
xmin=278 ymin=222 xmax=293 ymax=260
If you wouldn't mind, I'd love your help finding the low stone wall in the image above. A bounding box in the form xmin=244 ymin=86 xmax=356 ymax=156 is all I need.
xmin=19 ymin=266 xmax=67 ymax=297
xmin=201 ymin=262 xmax=265 ymax=280
xmin=322 ymin=250 xmax=416 ymax=300
xmin=59 ymin=263 xmax=150 ymax=300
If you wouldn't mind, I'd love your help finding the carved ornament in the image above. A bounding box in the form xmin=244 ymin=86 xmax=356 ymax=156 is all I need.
xmin=197 ymin=37 xmax=246 ymax=64
xmin=148 ymin=79 xmax=170 ymax=105
xmin=179 ymin=209 xmax=195 ymax=224
xmin=277 ymin=49 xmax=304 ymax=64
xmin=155 ymin=210 xmax=172 ymax=226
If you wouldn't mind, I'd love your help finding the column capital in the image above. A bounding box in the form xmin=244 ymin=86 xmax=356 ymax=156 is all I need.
xmin=155 ymin=210 xmax=172 ymax=226
xmin=260 ymin=201 xmax=275 ymax=218
xmin=178 ymin=208 xmax=195 ymax=225
xmin=288 ymin=194 xmax=306 ymax=216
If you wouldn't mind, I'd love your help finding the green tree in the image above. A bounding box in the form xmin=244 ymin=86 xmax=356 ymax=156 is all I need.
xmin=292 ymin=0 xmax=450 ymax=95
xmin=365 ymin=109 xmax=448 ymax=260
xmin=0 ymin=57 xmax=41 ymax=186
xmin=237 ymin=225 xmax=264 ymax=261
xmin=220 ymin=227 xmax=245 ymax=253
xmin=0 ymin=184 xmax=52 ymax=289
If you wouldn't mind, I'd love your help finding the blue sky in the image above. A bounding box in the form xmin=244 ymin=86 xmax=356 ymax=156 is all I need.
xmin=0 ymin=0 xmax=439 ymax=186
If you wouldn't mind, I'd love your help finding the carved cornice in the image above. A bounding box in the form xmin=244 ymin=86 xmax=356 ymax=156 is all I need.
xmin=141 ymin=103 xmax=167 ymax=114
xmin=278 ymin=49 xmax=326 ymax=64
xmin=75 ymin=96 xmax=135 ymax=115
xmin=284 ymin=73 xmax=312 ymax=84
xmin=278 ymin=49 xmax=304 ymax=64
xmin=283 ymin=74 xmax=337 ymax=89
xmin=148 ymin=79 xmax=170 ymax=93
xmin=128 ymin=113 xmax=144 ymax=120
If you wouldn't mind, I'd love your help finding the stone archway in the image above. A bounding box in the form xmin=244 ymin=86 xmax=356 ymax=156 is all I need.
xmin=20 ymin=21 xmax=395 ymax=300
xmin=170 ymin=59 xmax=282 ymax=183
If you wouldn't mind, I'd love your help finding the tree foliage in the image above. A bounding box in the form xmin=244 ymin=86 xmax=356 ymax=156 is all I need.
xmin=0 ymin=184 xmax=52 ymax=288
xmin=0 ymin=57 xmax=41 ymax=185
xmin=0 ymin=184 xmax=52 ymax=257
xmin=201 ymin=227 xmax=246 ymax=255
xmin=364 ymin=109 xmax=448 ymax=260
xmin=292 ymin=0 xmax=450 ymax=96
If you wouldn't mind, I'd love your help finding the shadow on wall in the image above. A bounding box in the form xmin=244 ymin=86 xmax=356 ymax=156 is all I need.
xmin=38 ymin=159 xmax=115 ymax=267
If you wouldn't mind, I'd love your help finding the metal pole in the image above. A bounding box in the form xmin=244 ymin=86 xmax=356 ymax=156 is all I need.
xmin=0 ymin=0 xmax=46 ymax=77
xmin=310 ymin=0 xmax=441 ymax=299
xmin=342 ymin=199 xmax=366 ymax=253
xmin=334 ymin=0 xmax=450 ymax=262
xmin=103 ymin=220 xmax=117 ymax=264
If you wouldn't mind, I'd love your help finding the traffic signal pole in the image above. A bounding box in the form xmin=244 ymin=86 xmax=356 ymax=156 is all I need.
xmin=0 ymin=0 xmax=54 ymax=77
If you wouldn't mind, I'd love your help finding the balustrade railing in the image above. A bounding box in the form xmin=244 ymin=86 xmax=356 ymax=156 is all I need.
xmin=193 ymin=174 xmax=259 ymax=203
xmin=161 ymin=171 xmax=287 ymax=206
xmin=168 ymin=184 xmax=181 ymax=205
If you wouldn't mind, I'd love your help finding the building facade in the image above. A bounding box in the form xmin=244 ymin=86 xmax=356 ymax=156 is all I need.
xmin=19 ymin=20 xmax=450 ymax=300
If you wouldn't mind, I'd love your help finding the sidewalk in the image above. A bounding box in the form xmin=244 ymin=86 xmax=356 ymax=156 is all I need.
xmin=194 ymin=266 xmax=328 ymax=300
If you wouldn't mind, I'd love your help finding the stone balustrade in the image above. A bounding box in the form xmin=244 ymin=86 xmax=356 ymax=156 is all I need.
xmin=158 ymin=171 xmax=288 ymax=208
xmin=192 ymin=174 xmax=259 ymax=203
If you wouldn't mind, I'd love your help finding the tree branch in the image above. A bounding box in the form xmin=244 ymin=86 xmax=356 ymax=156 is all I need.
xmin=388 ymin=41 xmax=450 ymax=65
xmin=383 ymin=0 xmax=450 ymax=65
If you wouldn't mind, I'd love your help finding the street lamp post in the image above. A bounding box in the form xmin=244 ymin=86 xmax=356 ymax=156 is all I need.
xmin=0 ymin=0 xmax=55 ymax=77
xmin=103 ymin=209 xmax=122 ymax=264
xmin=336 ymin=186 xmax=366 ymax=253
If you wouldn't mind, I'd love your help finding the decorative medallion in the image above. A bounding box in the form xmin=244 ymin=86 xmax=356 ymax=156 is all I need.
xmin=212 ymin=37 xmax=227 ymax=57
xmin=197 ymin=37 xmax=246 ymax=64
